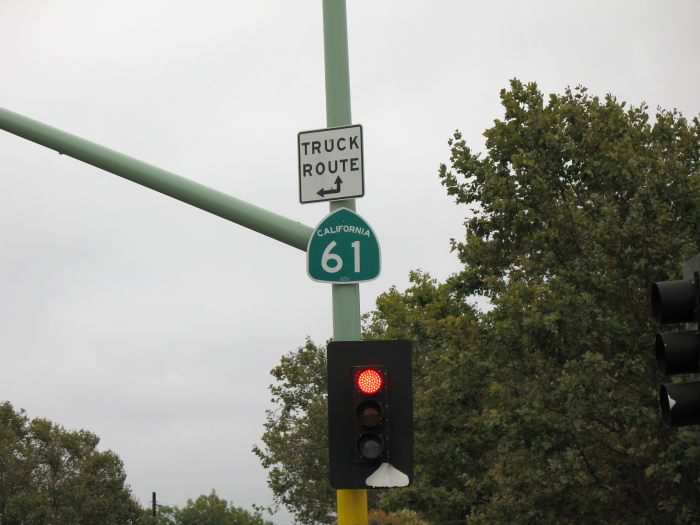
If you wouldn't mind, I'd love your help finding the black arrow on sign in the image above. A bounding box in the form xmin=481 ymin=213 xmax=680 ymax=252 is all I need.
xmin=317 ymin=176 xmax=343 ymax=197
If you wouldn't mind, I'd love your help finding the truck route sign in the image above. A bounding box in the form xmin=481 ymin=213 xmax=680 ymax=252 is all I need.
xmin=298 ymin=125 xmax=364 ymax=203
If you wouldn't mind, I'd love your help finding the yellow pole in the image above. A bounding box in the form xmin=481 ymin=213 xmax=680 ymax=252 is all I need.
xmin=337 ymin=489 xmax=368 ymax=525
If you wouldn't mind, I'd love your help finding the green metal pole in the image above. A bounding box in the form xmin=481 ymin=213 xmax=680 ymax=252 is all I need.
xmin=323 ymin=0 xmax=360 ymax=342
xmin=0 ymin=107 xmax=312 ymax=251
xmin=322 ymin=1 xmax=367 ymax=524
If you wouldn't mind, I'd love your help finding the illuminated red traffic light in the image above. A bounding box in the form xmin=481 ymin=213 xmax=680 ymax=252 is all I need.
xmin=355 ymin=368 xmax=383 ymax=394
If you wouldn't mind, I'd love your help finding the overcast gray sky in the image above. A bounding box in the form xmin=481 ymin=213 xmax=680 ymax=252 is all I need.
xmin=0 ymin=1 xmax=698 ymax=523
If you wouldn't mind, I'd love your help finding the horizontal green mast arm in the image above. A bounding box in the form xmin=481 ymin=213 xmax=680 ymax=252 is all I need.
xmin=0 ymin=107 xmax=312 ymax=251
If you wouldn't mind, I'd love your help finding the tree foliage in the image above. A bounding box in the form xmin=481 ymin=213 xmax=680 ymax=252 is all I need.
xmin=256 ymin=80 xmax=700 ymax=524
xmin=368 ymin=508 xmax=431 ymax=525
xmin=363 ymin=271 xmax=486 ymax=523
xmin=252 ymin=339 xmax=335 ymax=524
xmin=438 ymin=80 xmax=700 ymax=524
xmin=0 ymin=401 xmax=143 ymax=524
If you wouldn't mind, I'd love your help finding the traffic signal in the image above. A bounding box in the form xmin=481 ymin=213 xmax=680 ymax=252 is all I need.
xmin=327 ymin=340 xmax=413 ymax=489
xmin=652 ymin=275 xmax=700 ymax=426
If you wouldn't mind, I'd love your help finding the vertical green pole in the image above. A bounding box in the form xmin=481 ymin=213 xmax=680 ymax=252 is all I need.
xmin=322 ymin=1 xmax=367 ymax=524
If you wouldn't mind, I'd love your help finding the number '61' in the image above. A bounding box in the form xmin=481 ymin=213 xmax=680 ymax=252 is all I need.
xmin=321 ymin=241 xmax=361 ymax=273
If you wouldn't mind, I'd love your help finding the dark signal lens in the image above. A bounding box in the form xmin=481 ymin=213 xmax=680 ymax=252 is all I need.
xmin=357 ymin=433 xmax=384 ymax=459
xmin=356 ymin=368 xmax=383 ymax=394
xmin=357 ymin=400 xmax=383 ymax=427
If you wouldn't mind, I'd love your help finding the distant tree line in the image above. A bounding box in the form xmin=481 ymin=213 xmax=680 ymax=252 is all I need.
xmin=144 ymin=490 xmax=272 ymax=525
xmin=0 ymin=401 xmax=269 ymax=525
xmin=0 ymin=401 xmax=142 ymax=524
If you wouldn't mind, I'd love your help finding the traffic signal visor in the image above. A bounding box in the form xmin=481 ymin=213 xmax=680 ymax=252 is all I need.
xmin=652 ymin=280 xmax=697 ymax=324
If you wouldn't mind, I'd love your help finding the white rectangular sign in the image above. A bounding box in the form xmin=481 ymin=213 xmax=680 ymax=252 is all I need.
xmin=298 ymin=124 xmax=364 ymax=203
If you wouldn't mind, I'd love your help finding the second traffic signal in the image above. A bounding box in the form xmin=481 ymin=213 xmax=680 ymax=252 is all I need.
xmin=652 ymin=274 xmax=700 ymax=426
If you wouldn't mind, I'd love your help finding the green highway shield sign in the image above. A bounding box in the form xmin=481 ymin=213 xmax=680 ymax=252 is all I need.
xmin=307 ymin=208 xmax=380 ymax=284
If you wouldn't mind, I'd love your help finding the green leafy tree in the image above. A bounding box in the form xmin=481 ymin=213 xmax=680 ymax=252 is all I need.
xmin=138 ymin=503 xmax=178 ymax=525
xmin=0 ymin=401 xmax=143 ymax=524
xmin=141 ymin=491 xmax=270 ymax=525
xmin=438 ymin=79 xmax=700 ymax=523
xmin=176 ymin=490 xmax=273 ymax=525
xmin=368 ymin=508 xmax=431 ymax=524
xmin=363 ymin=271 xmax=485 ymax=523
xmin=252 ymin=339 xmax=335 ymax=524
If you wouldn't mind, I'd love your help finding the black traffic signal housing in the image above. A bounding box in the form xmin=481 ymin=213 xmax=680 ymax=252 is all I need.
xmin=652 ymin=272 xmax=700 ymax=426
xmin=327 ymin=340 xmax=413 ymax=489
